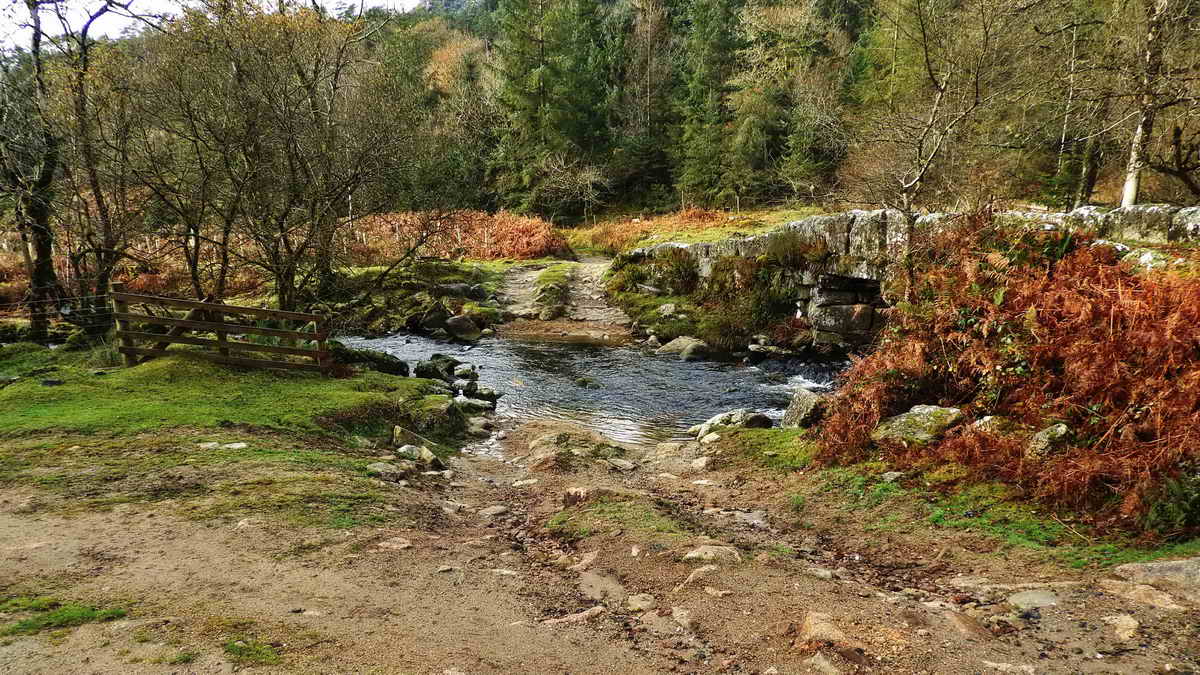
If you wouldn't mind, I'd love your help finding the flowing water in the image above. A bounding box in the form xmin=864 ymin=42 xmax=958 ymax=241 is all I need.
xmin=345 ymin=333 xmax=846 ymax=445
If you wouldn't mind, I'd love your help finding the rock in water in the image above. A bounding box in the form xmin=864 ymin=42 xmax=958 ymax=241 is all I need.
xmin=655 ymin=336 xmax=707 ymax=356
xmin=679 ymin=342 xmax=710 ymax=361
xmin=445 ymin=315 xmax=481 ymax=341
xmin=782 ymin=388 xmax=828 ymax=428
xmin=870 ymin=405 xmax=963 ymax=445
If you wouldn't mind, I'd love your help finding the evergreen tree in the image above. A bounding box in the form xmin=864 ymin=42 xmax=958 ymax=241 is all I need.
xmin=675 ymin=0 xmax=741 ymax=206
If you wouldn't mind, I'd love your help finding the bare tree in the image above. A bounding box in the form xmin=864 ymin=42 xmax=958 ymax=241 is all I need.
xmin=0 ymin=0 xmax=62 ymax=342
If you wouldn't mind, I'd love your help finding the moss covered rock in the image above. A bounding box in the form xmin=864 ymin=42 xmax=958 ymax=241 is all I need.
xmin=870 ymin=405 xmax=963 ymax=446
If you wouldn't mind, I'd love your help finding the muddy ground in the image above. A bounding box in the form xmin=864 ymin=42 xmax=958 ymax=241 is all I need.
xmin=1 ymin=417 xmax=1196 ymax=674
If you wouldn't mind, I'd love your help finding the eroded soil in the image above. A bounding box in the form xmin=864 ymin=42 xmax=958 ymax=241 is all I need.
xmin=1 ymin=420 xmax=1197 ymax=674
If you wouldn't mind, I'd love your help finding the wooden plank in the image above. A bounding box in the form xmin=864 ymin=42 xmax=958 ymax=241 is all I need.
xmin=143 ymin=298 xmax=213 ymax=364
xmin=111 ymin=292 xmax=324 ymax=322
xmin=112 ymin=312 xmax=326 ymax=341
xmin=119 ymin=331 xmax=322 ymax=358
xmin=111 ymin=282 xmax=137 ymax=368
xmin=117 ymin=346 xmax=324 ymax=372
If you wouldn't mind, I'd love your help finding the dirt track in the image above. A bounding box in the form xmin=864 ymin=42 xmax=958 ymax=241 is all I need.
xmin=1 ymin=418 xmax=1196 ymax=674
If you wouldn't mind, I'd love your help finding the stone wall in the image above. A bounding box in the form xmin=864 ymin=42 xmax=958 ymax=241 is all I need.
xmin=620 ymin=204 xmax=1198 ymax=347
xmin=624 ymin=209 xmax=909 ymax=346
xmin=1062 ymin=204 xmax=1200 ymax=243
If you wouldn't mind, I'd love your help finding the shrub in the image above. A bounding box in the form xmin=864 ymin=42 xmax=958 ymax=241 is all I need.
xmin=817 ymin=209 xmax=1200 ymax=535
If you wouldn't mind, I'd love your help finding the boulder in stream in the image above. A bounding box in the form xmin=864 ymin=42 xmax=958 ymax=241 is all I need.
xmin=781 ymin=388 xmax=827 ymax=428
xmin=655 ymin=336 xmax=706 ymax=356
xmin=445 ymin=315 xmax=482 ymax=341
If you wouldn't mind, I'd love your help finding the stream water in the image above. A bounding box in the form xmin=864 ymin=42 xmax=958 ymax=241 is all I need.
xmin=345 ymin=334 xmax=846 ymax=445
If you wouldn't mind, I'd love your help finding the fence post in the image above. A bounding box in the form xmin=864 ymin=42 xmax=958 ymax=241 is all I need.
xmin=213 ymin=309 xmax=229 ymax=359
xmin=316 ymin=314 xmax=329 ymax=375
xmin=110 ymin=282 xmax=136 ymax=368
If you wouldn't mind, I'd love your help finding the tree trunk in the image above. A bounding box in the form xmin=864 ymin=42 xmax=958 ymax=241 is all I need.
xmin=1073 ymin=134 xmax=1102 ymax=209
xmin=1121 ymin=110 xmax=1153 ymax=207
xmin=1121 ymin=0 xmax=1170 ymax=208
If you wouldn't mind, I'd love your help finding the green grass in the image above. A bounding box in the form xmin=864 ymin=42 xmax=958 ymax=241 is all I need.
xmin=547 ymin=498 xmax=687 ymax=540
xmin=166 ymin=651 xmax=199 ymax=665
xmin=723 ymin=428 xmax=819 ymax=471
xmin=0 ymin=345 xmax=442 ymax=438
xmin=534 ymin=262 xmax=575 ymax=313
xmin=0 ymin=598 xmax=126 ymax=635
xmin=604 ymin=290 xmax=699 ymax=342
xmin=812 ymin=463 xmax=1200 ymax=569
xmin=224 ymin=638 xmax=280 ymax=665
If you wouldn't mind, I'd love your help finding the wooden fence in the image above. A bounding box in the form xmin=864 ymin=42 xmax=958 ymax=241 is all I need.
xmin=111 ymin=282 xmax=329 ymax=374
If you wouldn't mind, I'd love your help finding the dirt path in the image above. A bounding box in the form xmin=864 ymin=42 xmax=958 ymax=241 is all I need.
xmin=1 ymin=420 xmax=1196 ymax=674
xmin=498 ymin=256 xmax=632 ymax=342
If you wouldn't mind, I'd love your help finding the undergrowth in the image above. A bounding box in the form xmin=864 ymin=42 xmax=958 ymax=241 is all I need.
xmin=816 ymin=207 xmax=1200 ymax=537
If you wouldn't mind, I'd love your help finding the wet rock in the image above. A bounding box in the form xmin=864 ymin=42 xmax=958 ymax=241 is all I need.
xmin=451 ymin=378 xmax=478 ymax=396
xmin=644 ymin=335 xmax=662 ymax=349
xmin=327 ymin=341 xmax=409 ymax=376
xmin=453 ymin=395 xmax=494 ymax=412
xmin=475 ymin=386 xmax=502 ymax=402
xmin=680 ymin=342 xmax=710 ymax=362
xmin=870 ymin=405 xmax=963 ymax=445
xmin=1025 ymin=423 xmax=1070 ymax=459
xmin=627 ymin=593 xmax=657 ymax=612
xmin=542 ymin=606 xmax=605 ymax=625
xmin=414 ymin=354 xmax=463 ymax=382
xmin=782 ymin=388 xmax=828 ymax=429
xmin=453 ymin=363 xmax=478 ymax=379
xmin=656 ymin=336 xmax=707 ymax=356
xmin=1099 ymin=579 xmax=1185 ymax=610
xmin=445 ymin=315 xmax=482 ymax=341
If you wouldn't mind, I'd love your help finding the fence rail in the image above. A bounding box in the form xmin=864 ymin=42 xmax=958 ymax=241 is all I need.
xmin=111 ymin=282 xmax=329 ymax=374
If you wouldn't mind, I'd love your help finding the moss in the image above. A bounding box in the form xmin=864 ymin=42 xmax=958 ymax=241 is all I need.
xmin=0 ymin=347 xmax=439 ymax=438
xmin=723 ymin=428 xmax=819 ymax=471
xmin=1 ymin=599 xmax=126 ymax=635
xmin=224 ymin=639 xmax=281 ymax=665
xmin=533 ymin=263 xmax=574 ymax=316
xmin=547 ymin=498 xmax=687 ymax=540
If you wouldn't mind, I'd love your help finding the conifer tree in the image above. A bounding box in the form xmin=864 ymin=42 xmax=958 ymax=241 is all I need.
xmin=675 ymin=0 xmax=741 ymax=206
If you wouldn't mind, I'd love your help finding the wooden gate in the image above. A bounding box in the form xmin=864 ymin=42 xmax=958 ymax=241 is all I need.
xmin=110 ymin=282 xmax=329 ymax=373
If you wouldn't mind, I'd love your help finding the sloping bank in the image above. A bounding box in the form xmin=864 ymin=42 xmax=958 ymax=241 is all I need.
xmin=612 ymin=206 xmax=1200 ymax=540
